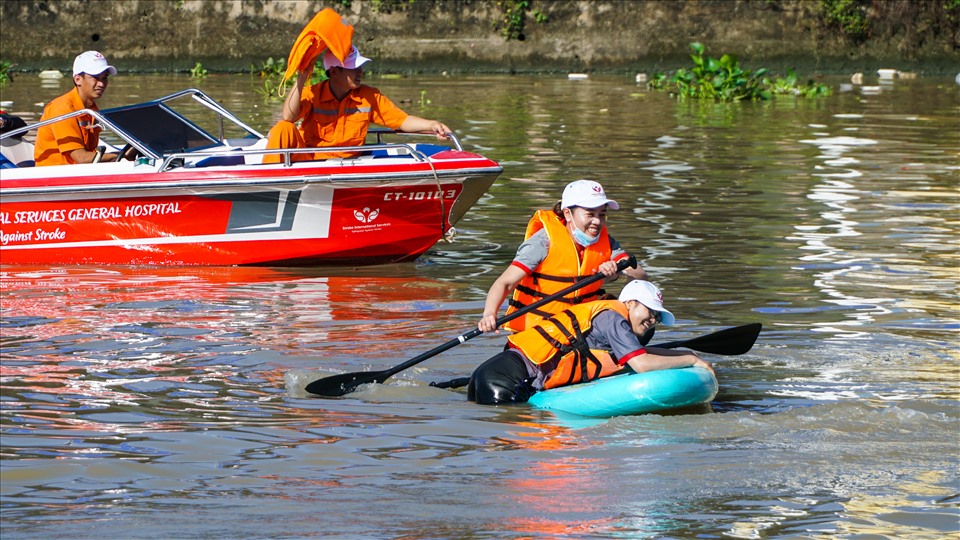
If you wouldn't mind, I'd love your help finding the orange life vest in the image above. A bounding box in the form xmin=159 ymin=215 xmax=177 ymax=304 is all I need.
xmin=503 ymin=210 xmax=612 ymax=333
xmin=507 ymin=300 xmax=628 ymax=390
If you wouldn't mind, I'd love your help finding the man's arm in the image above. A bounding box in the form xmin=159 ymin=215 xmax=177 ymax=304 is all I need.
xmin=66 ymin=147 xmax=133 ymax=164
xmin=627 ymin=347 xmax=713 ymax=375
xmin=280 ymin=68 xmax=312 ymax=122
xmin=398 ymin=115 xmax=451 ymax=140
xmin=596 ymin=311 xmax=713 ymax=374
xmin=67 ymin=147 xmax=110 ymax=164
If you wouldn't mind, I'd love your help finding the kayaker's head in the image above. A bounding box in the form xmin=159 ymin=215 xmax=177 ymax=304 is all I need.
xmin=559 ymin=180 xmax=619 ymax=247
xmin=619 ymin=280 xmax=676 ymax=334
xmin=72 ymin=51 xmax=116 ymax=107
xmin=324 ymin=46 xmax=371 ymax=98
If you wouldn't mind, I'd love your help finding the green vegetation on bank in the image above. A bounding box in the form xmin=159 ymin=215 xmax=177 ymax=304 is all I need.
xmin=499 ymin=0 xmax=548 ymax=41
xmin=819 ymin=0 xmax=870 ymax=41
xmin=648 ymin=43 xmax=830 ymax=101
xmin=0 ymin=60 xmax=12 ymax=86
xmin=814 ymin=0 xmax=960 ymax=46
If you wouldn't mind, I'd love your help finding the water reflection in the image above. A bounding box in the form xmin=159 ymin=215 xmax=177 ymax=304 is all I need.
xmin=1 ymin=265 xmax=477 ymax=451
xmin=1 ymin=74 xmax=958 ymax=538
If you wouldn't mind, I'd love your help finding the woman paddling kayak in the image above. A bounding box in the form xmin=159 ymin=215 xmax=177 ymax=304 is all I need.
xmin=469 ymin=280 xmax=713 ymax=405
xmin=478 ymin=180 xmax=650 ymax=335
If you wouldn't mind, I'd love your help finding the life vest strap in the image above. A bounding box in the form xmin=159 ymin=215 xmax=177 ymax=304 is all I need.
xmin=508 ymin=284 xmax=602 ymax=311
xmin=543 ymin=309 xmax=603 ymax=386
xmin=529 ymin=271 xmax=579 ymax=284
xmin=508 ymin=299 xmax=555 ymax=320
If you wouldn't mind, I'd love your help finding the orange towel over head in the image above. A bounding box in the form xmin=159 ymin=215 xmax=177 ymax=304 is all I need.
xmin=281 ymin=8 xmax=354 ymax=91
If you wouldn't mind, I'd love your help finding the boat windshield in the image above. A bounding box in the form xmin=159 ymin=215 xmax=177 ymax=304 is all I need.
xmin=100 ymin=102 xmax=220 ymax=155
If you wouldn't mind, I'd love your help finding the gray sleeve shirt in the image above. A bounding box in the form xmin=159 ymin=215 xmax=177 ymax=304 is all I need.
xmin=584 ymin=309 xmax=645 ymax=363
xmin=512 ymin=229 xmax=627 ymax=272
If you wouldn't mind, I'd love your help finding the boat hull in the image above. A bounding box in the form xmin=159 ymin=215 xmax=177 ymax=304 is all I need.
xmin=1 ymin=154 xmax=500 ymax=266
xmin=0 ymin=88 xmax=501 ymax=267
xmin=527 ymin=367 xmax=718 ymax=418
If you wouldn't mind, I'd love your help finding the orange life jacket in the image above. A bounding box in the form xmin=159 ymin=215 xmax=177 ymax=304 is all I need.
xmin=507 ymin=300 xmax=628 ymax=390
xmin=503 ymin=210 xmax=612 ymax=333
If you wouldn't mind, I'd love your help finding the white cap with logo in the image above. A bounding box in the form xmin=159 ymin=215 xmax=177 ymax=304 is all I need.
xmin=323 ymin=45 xmax=372 ymax=71
xmin=561 ymin=179 xmax=620 ymax=210
xmin=73 ymin=51 xmax=117 ymax=77
xmin=618 ymin=280 xmax=676 ymax=325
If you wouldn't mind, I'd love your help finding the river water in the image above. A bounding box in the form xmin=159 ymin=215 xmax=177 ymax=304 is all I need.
xmin=1 ymin=73 xmax=958 ymax=538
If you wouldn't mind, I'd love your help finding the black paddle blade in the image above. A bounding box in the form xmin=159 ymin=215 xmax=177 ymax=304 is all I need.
xmin=304 ymin=369 xmax=390 ymax=397
xmin=638 ymin=326 xmax=655 ymax=346
xmin=655 ymin=323 xmax=762 ymax=355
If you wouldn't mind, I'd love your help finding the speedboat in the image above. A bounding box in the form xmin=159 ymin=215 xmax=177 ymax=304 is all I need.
xmin=0 ymin=89 xmax=502 ymax=266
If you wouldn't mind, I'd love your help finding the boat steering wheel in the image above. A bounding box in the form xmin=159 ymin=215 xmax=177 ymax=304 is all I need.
xmin=116 ymin=143 xmax=142 ymax=162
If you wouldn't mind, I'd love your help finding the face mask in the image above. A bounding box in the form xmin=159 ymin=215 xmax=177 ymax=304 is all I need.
xmin=572 ymin=224 xmax=599 ymax=247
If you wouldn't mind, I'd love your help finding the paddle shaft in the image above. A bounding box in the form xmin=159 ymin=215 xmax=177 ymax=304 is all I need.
xmin=360 ymin=256 xmax=637 ymax=377
xmin=305 ymin=256 xmax=637 ymax=396
xmin=378 ymin=256 xmax=635 ymax=379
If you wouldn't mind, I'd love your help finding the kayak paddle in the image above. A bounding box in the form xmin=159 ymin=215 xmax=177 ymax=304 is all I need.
xmin=304 ymin=256 xmax=638 ymax=397
xmin=650 ymin=322 xmax=761 ymax=356
xmin=428 ymin=322 xmax=762 ymax=390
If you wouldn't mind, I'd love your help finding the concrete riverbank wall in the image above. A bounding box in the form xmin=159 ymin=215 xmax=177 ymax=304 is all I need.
xmin=1 ymin=0 xmax=958 ymax=75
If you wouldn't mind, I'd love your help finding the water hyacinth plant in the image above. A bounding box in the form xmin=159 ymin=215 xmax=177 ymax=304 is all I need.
xmin=251 ymin=57 xmax=329 ymax=100
xmin=190 ymin=62 xmax=208 ymax=79
xmin=649 ymin=42 xmax=830 ymax=101
xmin=770 ymin=68 xmax=833 ymax=97
xmin=251 ymin=57 xmax=287 ymax=99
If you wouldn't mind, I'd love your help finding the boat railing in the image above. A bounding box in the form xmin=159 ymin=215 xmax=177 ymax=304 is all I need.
xmin=0 ymin=88 xmax=266 ymax=164
xmin=158 ymin=137 xmax=460 ymax=171
xmin=369 ymin=128 xmax=465 ymax=152
xmin=0 ymin=108 xmax=144 ymax=168
xmin=161 ymin=88 xmax=266 ymax=142
xmin=0 ymin=108 xmax=122 ymax=144
xmin=0 ymin=107 xmax=162 ymax=162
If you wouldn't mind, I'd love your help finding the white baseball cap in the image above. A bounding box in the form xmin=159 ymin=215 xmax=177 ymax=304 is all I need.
xmin=561 ymin=179 xmax=620 ymax=210
xmin=323 ymin=46 xmax=371 ymax=70
xmin=618 ymin=280 xmax=676 ymax=325
xmin=73 ymin=51 xmax=117 ymax=77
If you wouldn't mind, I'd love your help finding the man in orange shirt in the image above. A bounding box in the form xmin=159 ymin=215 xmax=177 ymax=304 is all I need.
xmin=265 ymin=46 xmax=451 ymax=163
xmin=34 ymin=51 xmax=128 ymax=166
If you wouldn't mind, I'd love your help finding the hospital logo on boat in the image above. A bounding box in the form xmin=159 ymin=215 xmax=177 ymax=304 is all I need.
xmin=353 ymin=207 xmax=380 ymax=223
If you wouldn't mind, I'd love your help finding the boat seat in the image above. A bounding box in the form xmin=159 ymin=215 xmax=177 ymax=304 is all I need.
xmin=370 ymin=144 xmax=448 ymax=159
xmin=0 ymin=137 xmax=36 ymax=168
xmin=415 ymin=144 xmax=449 ymax=157
xmin=193 ymin=154 xmax=245 ymax=168
xmin=0 ymin=153 xmax=17 ymax=169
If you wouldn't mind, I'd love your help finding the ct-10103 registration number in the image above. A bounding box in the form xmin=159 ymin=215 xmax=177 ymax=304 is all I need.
xmin=383 ymin=189 xmax=457 ymax=202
